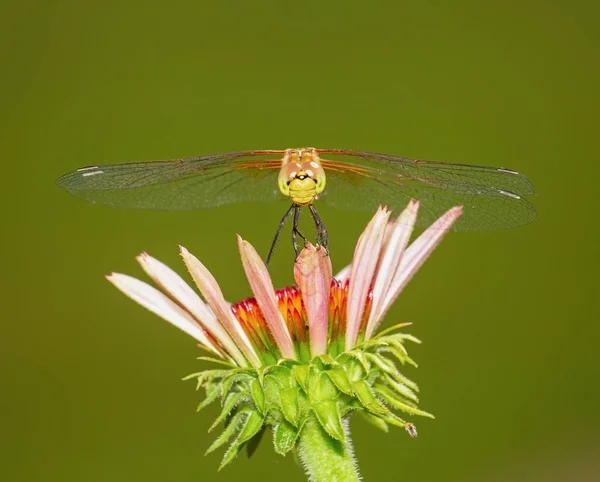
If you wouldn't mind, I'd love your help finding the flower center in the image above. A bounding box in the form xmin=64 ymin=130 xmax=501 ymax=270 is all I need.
xmin=230 ymin=280 xmax=373 ymax=363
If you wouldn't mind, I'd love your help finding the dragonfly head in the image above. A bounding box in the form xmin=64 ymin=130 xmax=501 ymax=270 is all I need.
xmin=278 ymin=148 xmax=327 ymax=205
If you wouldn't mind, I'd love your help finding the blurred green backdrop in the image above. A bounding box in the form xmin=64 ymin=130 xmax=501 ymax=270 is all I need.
xmin=2 ymin=1 xmax=599 ymax=481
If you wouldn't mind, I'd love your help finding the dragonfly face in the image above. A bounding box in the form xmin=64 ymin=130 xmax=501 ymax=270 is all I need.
xmin=277 ymin=148 xmax=327 ymax=206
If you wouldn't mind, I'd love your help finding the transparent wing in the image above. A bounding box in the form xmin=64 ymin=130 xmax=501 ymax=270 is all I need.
xmin=56 ymin=151 xmax=287 ymax=210
xmin=317 ymin=150 xmax=536 ymax=231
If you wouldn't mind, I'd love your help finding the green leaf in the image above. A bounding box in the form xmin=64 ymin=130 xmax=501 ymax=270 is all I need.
xmin=352 ymin=379 xmax=390 ymax=416
xmin=358 ymin=410 xmax=389 ymax=433
xmin=250 ymin=379 xmax=265 ymax=414
xmin=325 ymin=366 xmax=354 ymax=395
xmin=274 ymin=420 xmax=300 ymax=454
xmin=219 ymin=411 xmax=265 ymax=470
xmin=280 ymin=387 xmax=300 ymax=426
xmin=209 ymin=391 xmax=247 ymax=431
xmin=205 ymin=410 xmax=247 ymax=455
xmin=312 ymin=400 xmax=345 ymax=442
xmin=197 ymin=387 xmax=221 ymax=412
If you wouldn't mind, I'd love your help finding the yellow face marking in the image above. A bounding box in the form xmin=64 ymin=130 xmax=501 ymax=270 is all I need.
xmin=278 ymin=148 xmax=327 ymax=204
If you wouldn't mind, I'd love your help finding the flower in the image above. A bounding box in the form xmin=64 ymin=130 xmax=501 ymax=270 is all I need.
xmin=107 ymin=201 xmax=462 ymax=477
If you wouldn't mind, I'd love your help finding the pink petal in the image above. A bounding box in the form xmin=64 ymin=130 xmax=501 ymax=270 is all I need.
xmin=135 ymin=252 xmax=233 ymax=358
xmin=366 ymin=200 xmax=419 ymax=339
xmin=294 ymin=243 xmax=332 ymax=357
xmin=379 ymin=206 xmax=463 ymax=321
xmin=237 ymin=236 xmax=296 ymax=360
xmin=180 ymin=246 xmax=260 ymax=367
xmin=345 ymin=206 xmax=391 ymax=350
xmin=106 ymin=273 xmax=219 ymax=354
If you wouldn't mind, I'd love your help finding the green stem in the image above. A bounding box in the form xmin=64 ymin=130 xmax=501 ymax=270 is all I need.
xmin=297 ymin=418 xmax=360 ymax=482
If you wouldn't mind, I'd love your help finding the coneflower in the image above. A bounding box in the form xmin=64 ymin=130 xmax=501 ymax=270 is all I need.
xmin=107 ymin=201 xmax=462 ymax=481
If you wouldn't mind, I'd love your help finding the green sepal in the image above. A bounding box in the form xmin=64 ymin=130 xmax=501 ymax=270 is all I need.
xmin=352 ymin=379 xmax=390 ymax=416
xmin=292 ymin=364 xmax=310 ymax=392
xmin=220 ymin=371 xmax=255 ymax=396
xmin=195 ymin=356 xmax=235 ymax=367
xmin=280 ymin=387 xmax=300 ymax=426
xmin=364 ymin=352 xmax=397 ymax=375
xmin=245 ymin=425 xmax=266 ymax=458
xmin=182 ymin=369 xmax=229 ymax=384
xmin=310 ymin=371 xmax=339 ymax=401
xmin=250 ymin=379 xmax=265 ymax=414
xmin=337 ymin=353 xmax=367 ymax=382
xmin=197 ymin=387 xmax=220 ymax=412
xmin=325 ymin=366 xmax=354 ymax=395
xmin=274 ymin=420 xmax=301 ymax=455
xmin=219 ymin=411 xmax=264 ymax=470
xmin=346 ymin=351 xmax=370 ymax=374
xmin=210 ymin=391 xmax=247 ymax=432
xmin=205 ymin=409 xmax=248 ymax=455
xmin=381 ymin=373 xmax=419 ymax=403
xmin=374 ymin=384 xmax=434 ymax=418
xmin=374 ymin=322 xmax=413 ymax=338
xmin=388 ymin=332 xmax=421 ymax=345
xmin=312 ymin=400 xmax=345 ymax=442
xmin=313 ymin=353 xmax=336 ymax=369
xmin=358 ymin=410 xmax=389 ymax=433
xmin=380 ymin=338 xmax=418 ymax=367
xmin=379 ymin=360 xmax=419 ymax=391
xmin=261 ymin=364 xmax=291 ymax=383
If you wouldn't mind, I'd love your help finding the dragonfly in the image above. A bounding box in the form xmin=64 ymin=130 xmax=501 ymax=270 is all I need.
xmin=56 ymin=147 xmax=536 ymax=264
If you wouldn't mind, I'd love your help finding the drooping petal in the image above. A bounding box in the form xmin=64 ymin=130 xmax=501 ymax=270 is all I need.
xmin=294 ymin=244 xmax=332 ymax=357
xmin=135 ymin=252 xmax=237 ymax=357
xmin=366 ymin=200 xmax=419 ymax=339
xmin=237 ymin=236 xmax=296 ymax=360
xmin=180 ymin=246 xmax=260 ymax=368
xmin=345 ymin=206 xmax=391 ymax=350
xmin=106 ymin=273 xmax=220 ymax=354
xmin=379 ymin=206 xmax=463 ymax=321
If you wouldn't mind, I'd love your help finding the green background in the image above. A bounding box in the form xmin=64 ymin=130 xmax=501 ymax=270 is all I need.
xmin=2 ymin=1 xmax=598 ymax=481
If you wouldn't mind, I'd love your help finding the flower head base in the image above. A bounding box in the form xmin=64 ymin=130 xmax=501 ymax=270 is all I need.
xmin=107 ymin=201 xmax=462 ymax=471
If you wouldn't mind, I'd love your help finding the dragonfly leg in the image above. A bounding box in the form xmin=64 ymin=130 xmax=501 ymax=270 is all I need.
xmin=266 ymin=204 xmax=295 ymax=267
xmin=292 ymin=205 xmax=308 ymax=259
xmin=309 ymin=204 xmax=329 ymax=255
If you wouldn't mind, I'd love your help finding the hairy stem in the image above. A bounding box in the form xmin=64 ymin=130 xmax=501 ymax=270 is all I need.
xmin=297 ymin=419 xmax=360 ymax=482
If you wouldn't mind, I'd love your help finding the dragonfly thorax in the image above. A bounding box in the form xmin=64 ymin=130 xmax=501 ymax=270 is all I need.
xmin=278 ymin=148 xmax=326 ymax=206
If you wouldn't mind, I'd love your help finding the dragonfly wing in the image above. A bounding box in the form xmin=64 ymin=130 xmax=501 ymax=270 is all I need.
xmin=320 ymin=149 xmax=536 ymax=197
xmin=56 ymin=153 xmax=286 ymax=210
xmin=319 ymin=162 xmax=536 ymax=231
